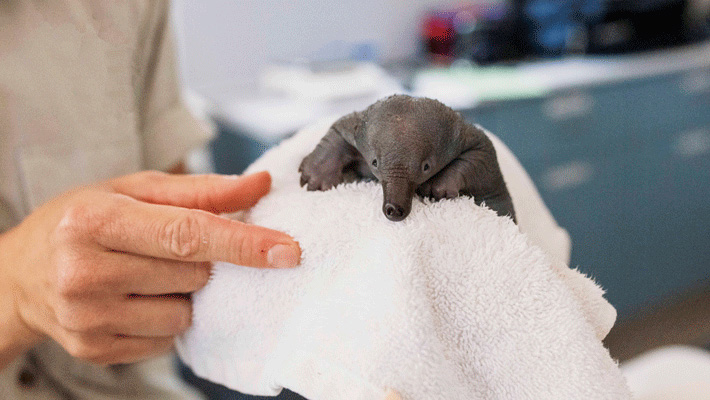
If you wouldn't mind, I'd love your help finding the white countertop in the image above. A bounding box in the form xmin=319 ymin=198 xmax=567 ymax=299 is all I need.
xmin=204 ymin=41 xmax=710 ymax=142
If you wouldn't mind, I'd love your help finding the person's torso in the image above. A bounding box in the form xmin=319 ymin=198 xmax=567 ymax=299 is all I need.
xmin=0 ymin=0 xmax=148 ymax=223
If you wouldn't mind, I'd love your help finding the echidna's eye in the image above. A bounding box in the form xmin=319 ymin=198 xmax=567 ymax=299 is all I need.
xmin=423 ymin=162 xmax=430 ymax=172
xmin=372 ymin=159 xmax=378 ymax=168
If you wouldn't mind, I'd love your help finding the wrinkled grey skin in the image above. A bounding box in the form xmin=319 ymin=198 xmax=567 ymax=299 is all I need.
xmin=299 ymin=94 xmax=516 ymax=222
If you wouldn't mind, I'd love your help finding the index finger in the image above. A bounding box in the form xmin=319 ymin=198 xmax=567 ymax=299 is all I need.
xmin=110 ymin=171 xmax=273 ymax=214
xmin=94 ymin=196 xmax=301 ymax=269
xmin=385 ymin=390 xmax=403 ymax=400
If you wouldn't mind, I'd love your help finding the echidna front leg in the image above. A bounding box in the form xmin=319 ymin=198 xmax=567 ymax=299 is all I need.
xmin=299 ymin=129 xmax=361 ymax=191
xmin=417 ymin=144 xmax=516 ymax=222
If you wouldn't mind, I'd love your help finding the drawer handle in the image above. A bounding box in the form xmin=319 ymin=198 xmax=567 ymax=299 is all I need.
xmin=542 ymin=161 xmax=595 ymax=191
xmin=679 ymin=70 xmax=710 ymax=94
xmin=543 ymin=92 xmax=594 ymax=120
xmin=673 ymin=128 xmax=710 ymax=158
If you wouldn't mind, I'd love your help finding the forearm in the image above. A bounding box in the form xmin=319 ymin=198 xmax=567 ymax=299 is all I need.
xmin=0 ymin=299 xmax=37 ymax=371
xmin=0 ymin=229 xmax=43 ymax=370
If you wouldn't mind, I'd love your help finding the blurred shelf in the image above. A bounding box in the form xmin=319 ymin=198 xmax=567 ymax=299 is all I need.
xmin=412 ymin=40 xmax=710 ymax=109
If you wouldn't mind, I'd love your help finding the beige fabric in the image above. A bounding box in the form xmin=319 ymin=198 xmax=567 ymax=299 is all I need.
xmin=0 ymin=1 xmax=211 ymax=398
xmin=0 ymin=0 xmax=211 ymax=217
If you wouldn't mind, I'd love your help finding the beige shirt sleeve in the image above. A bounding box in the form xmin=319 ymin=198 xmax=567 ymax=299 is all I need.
xmin=134 ymin=0 xmax=213 ymax=171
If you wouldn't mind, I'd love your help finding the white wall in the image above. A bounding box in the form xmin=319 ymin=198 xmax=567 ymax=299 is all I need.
xmin=171 ymin=0 xmax=453 ymax=100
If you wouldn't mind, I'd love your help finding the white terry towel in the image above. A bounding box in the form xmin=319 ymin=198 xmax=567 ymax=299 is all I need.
xmin=176 ymin=119 xmax=631 ymax=400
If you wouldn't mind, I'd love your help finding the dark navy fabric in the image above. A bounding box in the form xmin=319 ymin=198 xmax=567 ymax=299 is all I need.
xmin=177 ymin=358 xmax=307 ymax=400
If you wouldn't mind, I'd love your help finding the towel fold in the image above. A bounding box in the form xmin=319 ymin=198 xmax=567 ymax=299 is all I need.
xmin=176 ymin=119 xmax=631 ymax=400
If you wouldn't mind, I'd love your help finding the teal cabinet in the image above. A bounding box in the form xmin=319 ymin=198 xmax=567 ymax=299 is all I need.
xmin=465 ymin=68 xmax=710 ymax=318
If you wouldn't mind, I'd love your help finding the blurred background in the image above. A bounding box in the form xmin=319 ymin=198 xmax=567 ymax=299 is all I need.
xmin=171 ymin=0 xmax=710 ymax=396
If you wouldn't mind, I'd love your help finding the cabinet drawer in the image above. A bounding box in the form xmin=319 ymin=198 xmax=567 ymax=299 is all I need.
xmin=529 ymin=130 xmax=710 ymax=318
xmin=488 ymin=95 xmax=593 ymax=166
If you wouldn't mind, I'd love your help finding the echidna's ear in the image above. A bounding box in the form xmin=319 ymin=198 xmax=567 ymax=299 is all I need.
xmin=456 ymin=118 xmax=489 ymax=147
xmin=332 ymin=110 xmax=365 ymax=147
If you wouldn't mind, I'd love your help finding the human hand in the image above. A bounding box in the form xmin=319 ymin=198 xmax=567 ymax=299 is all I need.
xmin=385 ymin=389 xmax=403 ymax=400
xmin=0 ymin=171 xmax=299 ymax=365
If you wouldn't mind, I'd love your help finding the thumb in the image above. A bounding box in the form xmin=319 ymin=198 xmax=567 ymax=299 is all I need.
xmin=110 ymin=170 xmax=272 ymax=214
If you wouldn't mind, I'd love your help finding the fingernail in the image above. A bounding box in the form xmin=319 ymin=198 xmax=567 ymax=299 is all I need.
xmin=267 ymin=244 xmax=300 ymax=268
